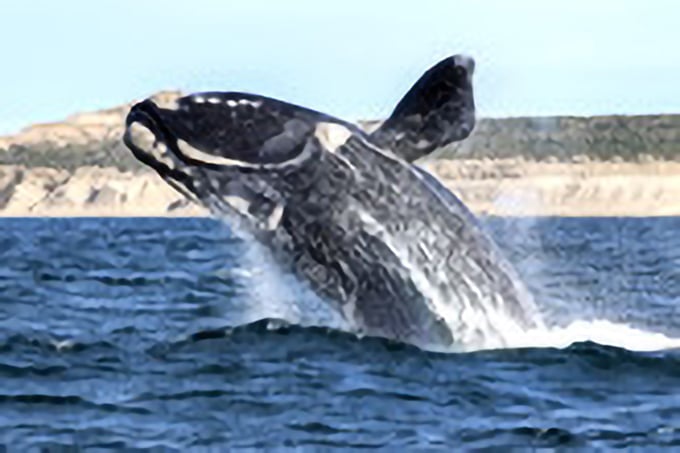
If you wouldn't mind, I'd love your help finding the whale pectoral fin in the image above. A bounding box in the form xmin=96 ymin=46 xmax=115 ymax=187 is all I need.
xmin=370 ymin=54 xmax=476 ymax=162
xmin=125 ymin=93 xmax=319 ymax=170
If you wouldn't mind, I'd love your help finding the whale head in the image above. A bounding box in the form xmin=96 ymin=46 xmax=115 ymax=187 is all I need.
xmin=123 ymin=92 xmax=354 ymax=230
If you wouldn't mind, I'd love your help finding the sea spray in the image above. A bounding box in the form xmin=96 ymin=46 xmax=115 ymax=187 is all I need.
xmin=215 ymin=213 xmax=350 ymax=331
xmin=207 ymin=193 xmax=680 ymax=355
xmin=505 ymin=319 xmax=680 ymax=352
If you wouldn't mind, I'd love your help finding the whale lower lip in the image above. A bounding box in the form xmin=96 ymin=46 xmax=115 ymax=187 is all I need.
xmin=123 ymin=103 xmax=192 ymax=184
xmin=126 ymin=99 xmax=163 ymax=129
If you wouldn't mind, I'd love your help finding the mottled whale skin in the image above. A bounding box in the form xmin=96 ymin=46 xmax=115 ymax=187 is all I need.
xmin=123 ymin=55 xmax=541 ymax=350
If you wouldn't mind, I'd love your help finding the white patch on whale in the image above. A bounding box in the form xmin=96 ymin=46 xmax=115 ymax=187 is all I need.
xmin=125 ymin=122 xmax=155 ymax=149
xmin=238 ymin=99 xmax=261 ymax=107
xmin=176 ymin=139 xmax=258 ymax=168
xmin=125 ymin=122 xmax=176 ymax=168
xmin=265 ymin=203 xmax=285 ymax=231
xmin=176 ymin=128 xmax=315 ymax=170
xmin=314 ymin=122 xmax=352 ymax=153
xmin=223 ymin=194 xmax=252 ymax=217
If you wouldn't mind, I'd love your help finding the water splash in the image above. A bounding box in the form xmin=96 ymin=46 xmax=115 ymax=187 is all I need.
xmin=214 ymin=209 xmax=680 ymax=355
xmin=504 ymin=319 xmax=680 ymax=352
xmin=227 ymin=251 xmax=680 ymax=353
xmin=227 ymin=229 xmax=350 ymax=331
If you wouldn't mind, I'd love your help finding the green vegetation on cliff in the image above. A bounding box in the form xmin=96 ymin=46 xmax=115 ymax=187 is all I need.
xmin=0 ymin=139 xmax=142 ymax=171
xmin=437 ymin=115 xmax=680 ymax=161
xmin=0 ymin=114 xmax=678 ymax=169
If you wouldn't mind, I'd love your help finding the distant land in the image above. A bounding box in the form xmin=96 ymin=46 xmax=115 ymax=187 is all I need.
xmin=0 ymin=91 xmax=678 ymax=217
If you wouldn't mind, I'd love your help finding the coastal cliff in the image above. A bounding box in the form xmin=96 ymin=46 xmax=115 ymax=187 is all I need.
xmin=0 ymin=92 xmax=679 ymax=217
xmin=1 ymin=160 xmax=677 ymax=217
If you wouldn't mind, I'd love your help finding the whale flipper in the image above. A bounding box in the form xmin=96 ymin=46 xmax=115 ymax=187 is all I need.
xmin=370 ymin=54 xmax=476 ymax=162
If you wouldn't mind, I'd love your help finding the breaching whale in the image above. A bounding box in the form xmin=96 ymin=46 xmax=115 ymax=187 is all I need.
xmin=123 ymin=55 xmax=542 ymax=351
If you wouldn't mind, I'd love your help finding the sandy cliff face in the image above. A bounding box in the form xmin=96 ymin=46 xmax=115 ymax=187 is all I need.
xmin=0 ymin=159 xmax=678 ymax=217
xmin=0 ymin=165 xmax=205 ymax=217
xmin=424 ymin=159 xmax=680 ymax=216
xmin=0 ymin=91 xmax=183 ymax=150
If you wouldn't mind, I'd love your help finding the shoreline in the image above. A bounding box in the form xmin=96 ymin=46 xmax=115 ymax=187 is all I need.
xmin=0 ymin=159 xmax=678 ymax=218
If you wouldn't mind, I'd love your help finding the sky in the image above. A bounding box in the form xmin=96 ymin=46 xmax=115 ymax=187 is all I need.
xmin=1 ymin=0 xmax=679 ymax=134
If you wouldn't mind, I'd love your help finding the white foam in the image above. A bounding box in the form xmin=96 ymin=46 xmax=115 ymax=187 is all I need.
xmin=224 ymin=232 xmax=680 ymax=354
xmin=498 ymin=319 xmax=680 ymax=352
xmin=212 ymin=208 xmax=680 ymax=354
xmin=226 ymin=240 xmax=680 ymax=352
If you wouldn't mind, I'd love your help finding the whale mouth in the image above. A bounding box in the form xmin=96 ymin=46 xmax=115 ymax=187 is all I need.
xmin=124 ymin=100 xmax=188 ymax=177
xmin=123 ymin=93 xmax=338 ymax=221
xmin=126 ymin=99 xmax=235 ymax=165
xmin=124 ymin=98 xmax=256 ymax=177
xmin=123 ymin=98 xmax=298 ymax=226
xmin=123 ymin=101 xmax=202 ymax=205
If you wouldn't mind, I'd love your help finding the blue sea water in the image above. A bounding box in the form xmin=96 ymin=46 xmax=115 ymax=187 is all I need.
xmin=0 ymin=216 xmax=679 ymax=450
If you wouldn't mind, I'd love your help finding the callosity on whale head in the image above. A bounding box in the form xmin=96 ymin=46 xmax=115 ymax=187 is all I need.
xmin=123 ymin=55 xmax=542 ymax=351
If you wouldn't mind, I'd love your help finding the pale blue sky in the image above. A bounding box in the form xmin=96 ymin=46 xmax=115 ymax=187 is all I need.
xmin=1 ymin=0 xmax=679 ymax=134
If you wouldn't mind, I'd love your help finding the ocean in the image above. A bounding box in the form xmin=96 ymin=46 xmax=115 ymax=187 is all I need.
xmin=0 ymin=217 xmax=679 ymax=450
